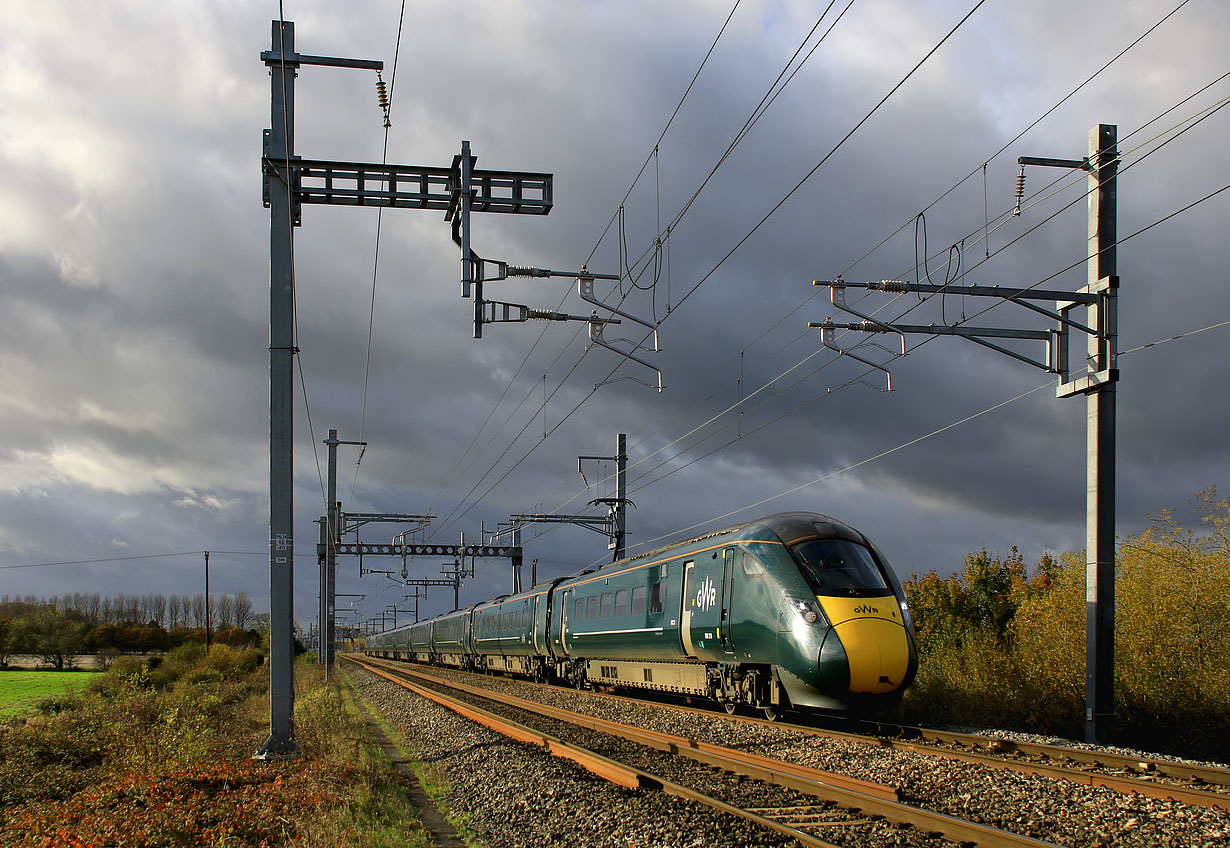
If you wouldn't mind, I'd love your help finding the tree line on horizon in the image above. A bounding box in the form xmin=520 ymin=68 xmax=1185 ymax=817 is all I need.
xmin=0 ymin=590 xmax=259 ymax=631
xmin=0 ymin=591 xmax=267 ymax=670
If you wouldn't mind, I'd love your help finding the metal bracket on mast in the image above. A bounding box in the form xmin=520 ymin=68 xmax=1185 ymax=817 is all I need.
xmin=578 ymin=271 xmax=663 ymax=391
xmin=807 ymin=279 xmax=904 ymax=391
xmin=812 ymin=277 xmax=1066 ymax=384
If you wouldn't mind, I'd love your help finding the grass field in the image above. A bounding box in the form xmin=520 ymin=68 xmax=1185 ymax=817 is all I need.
xmin=0 ymin=671 xmax=101 ymax=720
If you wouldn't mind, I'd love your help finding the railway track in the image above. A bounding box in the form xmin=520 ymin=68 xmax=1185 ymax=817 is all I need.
xmin=840 ymin=718 xmax=1230 ymax=810
xmin=358 ymin=654 xmax=1230 ymax=812
xmin=352 ymin=656 xmax=1063 ymax=848
xmin=373 ymin=649 xmax=1230 ymax=812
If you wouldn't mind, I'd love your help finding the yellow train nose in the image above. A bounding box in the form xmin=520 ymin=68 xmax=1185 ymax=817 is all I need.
xmin=830 ymin=617 xmax=909 ymax=693
xmin=816 ymin=595 xmax=910 ymax=695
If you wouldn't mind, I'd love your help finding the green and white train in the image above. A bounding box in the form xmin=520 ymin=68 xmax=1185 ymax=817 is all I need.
xmin=365 ymin=512 xmax=918 ymax=716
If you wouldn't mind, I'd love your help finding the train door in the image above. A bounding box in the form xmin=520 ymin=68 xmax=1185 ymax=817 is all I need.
xmin=683 ymin=553 xmax=730 ymax=659
xmin=531 ymin=595 xmax=538 ymax=648
xmin=557 ymin=589 xmax=570 ymax=656
xmin=719 ymin=547 xmax=736 ymax=654
xmin=681 ymin=561 xmax=696 ymax=656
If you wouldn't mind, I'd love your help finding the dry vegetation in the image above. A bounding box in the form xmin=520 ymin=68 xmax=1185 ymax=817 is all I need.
xmin=0 ymin=644 xmax=433 ymax=847
xmin=900 ymin=487 xmax=1230 ymax=760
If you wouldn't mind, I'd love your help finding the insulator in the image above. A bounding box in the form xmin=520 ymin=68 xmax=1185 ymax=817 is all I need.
xmin=1014 ymin=165 xmax=1026 ymax=217
xmin=376 ymin=73 xmax=391 ymax=128
xmin=879 ymin=280 xmax=908 ymax=293
xmin=508 ymin=266 xmax=551 ymax=277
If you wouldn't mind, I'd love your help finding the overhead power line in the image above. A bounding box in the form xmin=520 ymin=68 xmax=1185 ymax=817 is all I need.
xmin=427 ymin=0 xmax=745 ymax=532
xmin=350 ymin=0 xmax=408 ymax=506
xmin=626 ymin=306 xmax=1230 ymax=557
xmin=432 ymin=1 xmax=988 ymax=534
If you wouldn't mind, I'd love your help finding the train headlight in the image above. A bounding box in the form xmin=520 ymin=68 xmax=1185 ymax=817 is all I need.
xmin=900 ymin=600 xmax=913 ymax=629
xmin=789 ymin=598 xmax=824 ymax=625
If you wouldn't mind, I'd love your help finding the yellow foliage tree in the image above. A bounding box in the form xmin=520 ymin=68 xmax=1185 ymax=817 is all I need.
xmin=902 ymin=488 xmax=1229 ymax=756
xmin=1008 ymin=487 xmax=1230 ymax=752
xmin=1114 ymin=487 xmax=1230 ymax=747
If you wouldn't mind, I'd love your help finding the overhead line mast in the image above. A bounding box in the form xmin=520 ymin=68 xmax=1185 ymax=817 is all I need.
xmin=811 ymin=123 xmax=1120 ymax=745
xmin=259 ymin=18 xmax=558 ymax=757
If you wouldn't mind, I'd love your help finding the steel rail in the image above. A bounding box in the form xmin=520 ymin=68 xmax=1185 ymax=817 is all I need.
xmin=360 ymin=657 xmax=897 ymax=801
xmin=352 ymin=657 xmax=1063 ymax=848
xmin=358 ymin=654 xmax=1230 ymax=811
xmin=900 ymin=725 xmax=1230 ymax=791
xmin=355 ymin=660 xmax=843 ymax=848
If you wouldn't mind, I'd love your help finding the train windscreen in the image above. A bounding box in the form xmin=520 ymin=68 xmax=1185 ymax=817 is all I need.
xmin=789 ymin=538 xmax=889 ymax=596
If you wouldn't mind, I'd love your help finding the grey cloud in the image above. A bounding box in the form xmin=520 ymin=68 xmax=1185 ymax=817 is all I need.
xmin=2 ymin=1 xmax=1227 ymax=630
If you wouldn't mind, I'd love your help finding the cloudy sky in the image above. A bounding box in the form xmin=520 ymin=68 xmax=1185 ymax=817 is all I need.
xmin=2 ymin=0 xmax=1227 ymax=633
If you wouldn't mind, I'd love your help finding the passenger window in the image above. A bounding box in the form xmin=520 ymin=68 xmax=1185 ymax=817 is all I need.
xmin=630 ymin=586 xmax=646 ymax=616
xmin=587 ymin=596 xmax=598 ymax=619
xmin=600 ymin=593 xmax=613 ymax=618
xmin=742 ymin=551 xmax=767 ymax=576
xmin=614 ymin=590 xmax=628 ymax=617
xmin=648 ymin=582 xmax=664 ymax=615
xmin=574 ymin=598 xmax=585 ymax=622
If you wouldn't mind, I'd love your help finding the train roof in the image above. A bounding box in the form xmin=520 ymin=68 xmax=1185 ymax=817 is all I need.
xmin=589 ymin=511 xmax=866 ymax=573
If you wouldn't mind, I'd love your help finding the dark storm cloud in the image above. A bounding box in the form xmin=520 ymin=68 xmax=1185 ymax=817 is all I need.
xmin=2 ymin=1 xmax=1227 ymax=629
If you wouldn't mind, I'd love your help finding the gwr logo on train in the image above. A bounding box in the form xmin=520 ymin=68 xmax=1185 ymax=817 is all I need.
xmin=696 ymin=575 xmax=717 ymax=611
xmin=853 ymin=604 xmax=880 ymax=614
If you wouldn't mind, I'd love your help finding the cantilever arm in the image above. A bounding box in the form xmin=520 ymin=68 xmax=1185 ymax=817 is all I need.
xmin=808 ymin=321 xmax=895 ymax=392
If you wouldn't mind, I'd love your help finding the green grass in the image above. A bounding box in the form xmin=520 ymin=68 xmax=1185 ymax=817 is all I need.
xmin=0 ymin=670 xmax=102 ymax=719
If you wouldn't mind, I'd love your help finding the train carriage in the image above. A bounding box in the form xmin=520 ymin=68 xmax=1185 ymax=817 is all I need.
xmin=364 ymin=511 xmax=917 ymax=717
xmin=430 ymin=606 xmax=476 ymax=668
xmin=472 ymin=588 xmax=548 ymax=677
xmin=409 ymin=618 xmax=433 ymax=662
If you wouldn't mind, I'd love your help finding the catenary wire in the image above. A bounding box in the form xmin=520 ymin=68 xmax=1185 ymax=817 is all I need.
xmin=627 ymin=297 xmax=1230 ymax=555
xmin=349 ymin=0 xmax=407 ymax=506
xmin=603 ymin=56 xmax=1230 ymax=477
xmin=529 ymin=85 xmax=1230 ymax=548
xmin=837 ymin=0 xmax=1198 ymax=279
xmin=424 ymin=0 xmax=745 ymax=527
xmin=555 ymin=104 xmax=1230 ymax=547
xmin=435 ymin=0 xmax=859 ymax=516
xmin=371 ymin=6 xmax=1220 ymax=603
xmin=431 ymin=1 xmax=986 ymax=536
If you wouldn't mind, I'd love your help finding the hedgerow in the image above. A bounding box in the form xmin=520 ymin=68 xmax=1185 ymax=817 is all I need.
xmin=899 ymin=487 xmax=1230 ymax=760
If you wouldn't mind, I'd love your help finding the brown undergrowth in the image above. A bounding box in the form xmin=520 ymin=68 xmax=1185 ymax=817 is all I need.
xmin=0 ymin=644 xmax=432 ymax=847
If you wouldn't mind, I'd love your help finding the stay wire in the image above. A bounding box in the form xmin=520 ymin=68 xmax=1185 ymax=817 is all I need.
xmin=430 ymin=1 xmax=746 ymax=531
xmin=838 ymin=0 xmax=1197 ymax=278
xmin=349 ymin=0 xmax=407 ymax=506
xmin=554 ymin=98 xmax=1230 ymax=528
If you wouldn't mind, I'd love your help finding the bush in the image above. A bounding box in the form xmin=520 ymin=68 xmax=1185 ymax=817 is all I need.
xmin=1 ymin=650 xmax=433 ymax=847
xmin=901 ymin=488 xmax=1230 ymax=759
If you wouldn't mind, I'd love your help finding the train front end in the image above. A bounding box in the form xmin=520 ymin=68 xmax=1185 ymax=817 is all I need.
xmin=762 ymin=514 xmax=918 ymax=712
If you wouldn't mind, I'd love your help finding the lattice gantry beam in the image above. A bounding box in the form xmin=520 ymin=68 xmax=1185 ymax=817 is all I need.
xmin=262 ymin=154 xmax=553 ymax=215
